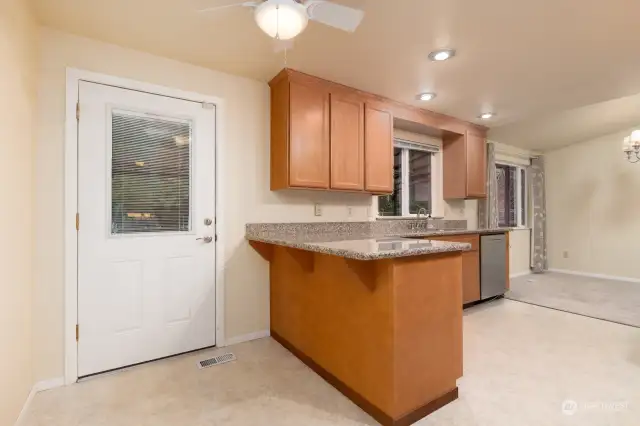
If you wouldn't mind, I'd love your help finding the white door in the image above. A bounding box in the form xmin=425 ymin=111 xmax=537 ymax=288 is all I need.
xmin=77 ymin=81 xmax=216 ymax=377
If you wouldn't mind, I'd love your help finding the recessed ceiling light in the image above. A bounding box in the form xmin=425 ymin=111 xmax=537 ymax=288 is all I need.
xmin=479 ymin=112 xmax=496 ymax=120
xmin=428 ymin=49 xmax=456 ymax=61
xmin=417 ymin=92 xmax=437 ymax=101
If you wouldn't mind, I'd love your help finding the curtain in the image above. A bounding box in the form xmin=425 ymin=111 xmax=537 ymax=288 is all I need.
xmin=529 ymin=156 xmax=547 ymax=273
xmin=478 ymin=142 xmax=499 ymax=229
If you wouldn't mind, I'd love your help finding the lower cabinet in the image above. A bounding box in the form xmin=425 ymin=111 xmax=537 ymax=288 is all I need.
xmin=427 ymin=232 xmax=512 ymax=304
xmin=461 ymin=251 xmax=481 ymax=304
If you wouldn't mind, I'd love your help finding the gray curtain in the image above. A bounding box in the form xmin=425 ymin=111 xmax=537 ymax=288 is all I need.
xmin=529 ymin=156 xmax=547 ymax=273
xmin=478 ymin=142 xmax=499 ymax=229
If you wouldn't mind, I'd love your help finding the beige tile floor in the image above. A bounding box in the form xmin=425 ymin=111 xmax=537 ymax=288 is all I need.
xmin=22 ymin=300 xmax=640 ymax=426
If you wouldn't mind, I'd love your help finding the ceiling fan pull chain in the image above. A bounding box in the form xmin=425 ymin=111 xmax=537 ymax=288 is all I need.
xmin=275 ymin=4 xmax=280 ymax=41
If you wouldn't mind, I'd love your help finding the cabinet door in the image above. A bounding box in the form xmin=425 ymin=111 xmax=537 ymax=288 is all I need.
xmin=462 ymin=252 xmax=481 ymax=304
xmin=364 ymin=104 xmax=393 ymax=193
xmin=465 ymin=131 xmax=487 ymax=198
xmin=289 ymin=82 xmax=330 ymax=188
xmin=330 ymin=94 xmax=364 ymax=190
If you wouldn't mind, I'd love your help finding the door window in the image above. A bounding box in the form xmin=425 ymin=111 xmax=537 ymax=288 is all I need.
xmin=110 ymin=110 xmax=192 ymax=235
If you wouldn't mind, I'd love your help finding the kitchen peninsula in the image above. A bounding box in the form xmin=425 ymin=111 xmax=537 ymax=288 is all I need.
xmin=247 ymin=222 xmax=509 ymax=425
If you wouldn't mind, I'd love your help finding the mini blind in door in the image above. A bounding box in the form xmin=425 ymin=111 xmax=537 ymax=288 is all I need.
xmin=110 ymin=110 xmax=192 ymax=235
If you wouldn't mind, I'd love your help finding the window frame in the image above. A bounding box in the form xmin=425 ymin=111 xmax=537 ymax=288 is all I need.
xmin=495 ymin=162 xmax=528 ymax=228
xmin=377 ymin=143 xmax=441 ymax=218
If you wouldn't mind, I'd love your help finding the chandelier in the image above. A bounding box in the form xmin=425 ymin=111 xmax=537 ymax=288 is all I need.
xmin=623 ymin=130 xmax=640 ymax=163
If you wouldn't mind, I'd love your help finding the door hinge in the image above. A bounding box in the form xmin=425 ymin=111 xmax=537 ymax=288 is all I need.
xmin=215 ymin=234 xmax=218 ymax=242
xmin=75 ymin=324 xmax=79 ymax=341
xmin=76 ymin=102 xmax=80 ymax=121
xmin=75 ymin=213 xmax=80 ymax=231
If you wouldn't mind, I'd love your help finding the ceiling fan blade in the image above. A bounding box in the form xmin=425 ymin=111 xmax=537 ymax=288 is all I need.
xmin=274 ymin=38 xmax=295 ymax=53
xmin=197 ymin=1 xmax=260 ymax=13
xmin=305 ymin=1 xmax=364 ymax=32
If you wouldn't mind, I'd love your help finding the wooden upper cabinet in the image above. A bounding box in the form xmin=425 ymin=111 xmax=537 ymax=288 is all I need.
xmin=288 ymin=81 xmax=330 ymax=189
xmin=269 ymin=69 xmax=485 ymax=194
xmin=443 ymin=130 xmax=487 ymax=199
xmin=465 ymin=131 xmax=487 ymax=198
xmin=364 ymin=104 xmax=394 ymax=193
xmin=330 ymin=94 xmax=364 ymax=190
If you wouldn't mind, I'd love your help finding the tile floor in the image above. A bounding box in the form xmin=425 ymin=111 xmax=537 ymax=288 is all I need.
xmin=508 ymin=272 xmax=640 ymax=328
xmin=22 ymin=299 xmax=640 ymax=426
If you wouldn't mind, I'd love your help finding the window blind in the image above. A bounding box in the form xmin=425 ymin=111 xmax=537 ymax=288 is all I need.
xmin=110 ymin=110 xmax=192 ymax=235
xmin=393 ymin=138 xmax=440 ymax=153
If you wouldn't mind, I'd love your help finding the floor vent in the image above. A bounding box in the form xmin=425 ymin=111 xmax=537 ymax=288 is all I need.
xmin=198 ymin=353 xmax=236 ymax=369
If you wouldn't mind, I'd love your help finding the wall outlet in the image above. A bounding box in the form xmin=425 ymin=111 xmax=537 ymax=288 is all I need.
xmin=314 ymin=203 xmax=322 ymax=217
xmin=347 ymin=206 xmax=353 ymax=217
xmin=563 ymin=251 xmax=569 ymax=259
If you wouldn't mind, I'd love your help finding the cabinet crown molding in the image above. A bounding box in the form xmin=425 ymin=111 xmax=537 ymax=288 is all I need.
xmin=270 ymin=68 xmax=487 ymax=137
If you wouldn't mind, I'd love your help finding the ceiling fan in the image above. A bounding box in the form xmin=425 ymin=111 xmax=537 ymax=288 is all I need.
xmin=198 ymin=0 xmax=365 ymax=43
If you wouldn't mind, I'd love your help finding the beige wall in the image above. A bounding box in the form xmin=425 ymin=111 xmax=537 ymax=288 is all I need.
xmin=546 ymin=127 xmax=640 ymax=279
xmin=34 ymin=27 xmax=535 ymax=384
xmin=33 ymin=27 xmax=374 ymax=383
xmin=509 ymin=229 xmax=531 ymax=277
xmin=0 ymin=0 xmax=37 ymax=424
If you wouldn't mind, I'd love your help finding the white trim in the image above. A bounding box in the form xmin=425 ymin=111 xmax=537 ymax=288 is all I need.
xmin=401 ymin=149 xmax=410 ymax=215
xmin=64 ymin=68 xmax=227 ymax=385
xmin=495 ymin=162 xmax=527 ymax=228
xmin=376 ymin=147 xmax=442 ymax=218
xmin=34 ymin=377 xmax=65 ymax=392
xmin=491 ymin=140 xmax=537 ymax=161
xmin=14 ymin=378 xmax=65 ymax=425
xmin=509 ymin=271 xmax=531 ymax=279
xmin=14 ymin=387 xmax=36 ymax=426
xmin=548 ymin=269 xmax=640 ymax=284
xmin=222 ymin=330 xmax=271 ymax=347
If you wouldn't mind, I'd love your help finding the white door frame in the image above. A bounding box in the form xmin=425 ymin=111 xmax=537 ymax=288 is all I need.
xmin=64 ymin=68 xmax=226 ymax=384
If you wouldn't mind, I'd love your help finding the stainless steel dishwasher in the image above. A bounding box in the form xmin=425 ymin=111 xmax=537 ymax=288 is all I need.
xmin=480 ymin=233 xmax=507 ymax=299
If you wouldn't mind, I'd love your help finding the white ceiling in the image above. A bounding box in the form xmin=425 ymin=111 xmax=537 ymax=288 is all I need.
xmin=489 ymin=93 xmax=640 ymax=151
xmin=33 ymin=0 xmax=640 ymax=150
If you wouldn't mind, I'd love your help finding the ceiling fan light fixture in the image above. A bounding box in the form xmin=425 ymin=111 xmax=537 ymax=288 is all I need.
xmin=417 ymin=92 xmax=437 ymax=101
xmin=428 ymin=49 xmax=456 ymax=62
xmin=254 ymin=0 xmax=309 ymax=40
xmin=479 ymin=112 xmax=496 ymax=120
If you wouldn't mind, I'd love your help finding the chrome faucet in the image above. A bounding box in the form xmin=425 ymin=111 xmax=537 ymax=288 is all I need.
xmin=417 ymin=208 xmax=428 ymax=218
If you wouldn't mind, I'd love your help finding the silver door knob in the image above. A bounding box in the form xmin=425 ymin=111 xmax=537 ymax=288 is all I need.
xmin=197 ymin=236 xmax=213 ymax=243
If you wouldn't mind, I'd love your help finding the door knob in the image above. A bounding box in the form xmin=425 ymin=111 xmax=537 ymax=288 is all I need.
xmin=197 ymin=236 xmax=213 ymax=243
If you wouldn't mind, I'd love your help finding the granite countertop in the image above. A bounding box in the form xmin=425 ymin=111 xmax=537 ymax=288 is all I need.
xmin=390 ymin=228 xmax=513 ymax=238
xmin=248 ymin=236 xmax=471 ymax=261
xmin=245 ymin=222 xmax=512 ymax=261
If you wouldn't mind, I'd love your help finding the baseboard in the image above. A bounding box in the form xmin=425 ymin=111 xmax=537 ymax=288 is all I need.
xmin=34 ymin=377 xmax=65 ymax=392
xmin=222 ymin=330 xmax=270 ymax=347
xmin=509 ymin=271 xmax=531 ymax=279
xmin=15 ymin=377 xmax=65 ymax=425
xmin=14 ymin=387 xmax=36 ymax=426
xmin=548 ymin=269 xmax=640 ymax=284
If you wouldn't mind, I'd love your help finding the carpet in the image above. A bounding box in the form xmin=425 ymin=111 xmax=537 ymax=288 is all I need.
xmin=506 ymin=272 xmax=640 ymax=328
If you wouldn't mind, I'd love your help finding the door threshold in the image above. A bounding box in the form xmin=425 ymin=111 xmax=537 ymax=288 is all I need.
xmin=78 ymin=345 xmax=217 ymax=382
